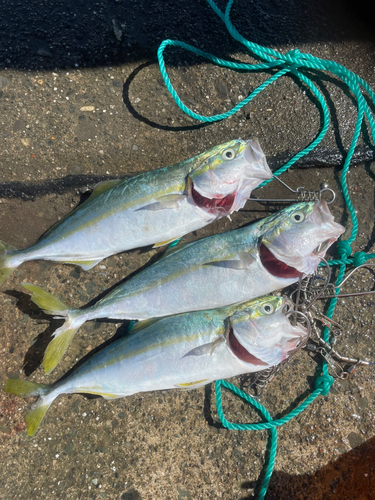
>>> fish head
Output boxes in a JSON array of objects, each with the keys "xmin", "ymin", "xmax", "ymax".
[
  {"xmin": 258, "ymin": 200, "xmax": 345, "ymax": 278},
  {"xmin": 189, "ymin": 138, "xmax": 272, "ymax": 216},
  {"xmin": 227, "ymin": 296, "xmax": 308, "ymax": 367}
]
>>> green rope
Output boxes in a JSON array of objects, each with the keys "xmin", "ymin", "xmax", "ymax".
[{"xmin": 157, "ymin": 0, "xmax": 375, "ymax": 497}]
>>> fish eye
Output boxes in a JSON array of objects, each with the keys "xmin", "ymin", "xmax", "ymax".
[
  {"xmin": 261, "ymin": 303, "xmax": 275, "ymax": 315},
  {"xmin": 222, "ymin": 148, "xmax": 236, "ymax": 161},
  {"xmin": 282, "ymin": 304, "xmax": 291, "ymax": 314},
  {"xmin": 290, "ymin": 211, "xmax": 305, "ymax": 224}
]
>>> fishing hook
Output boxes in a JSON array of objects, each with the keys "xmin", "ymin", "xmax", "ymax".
[
  {"xmin": 317, "ymin": 263, "xmax": 375, "ymax": 300},
  {"xmin": 249, "ymin": 177, "xmax": 336, "ymax": 204}
]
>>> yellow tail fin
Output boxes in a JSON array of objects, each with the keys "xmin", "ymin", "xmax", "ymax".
[
  {"xmin": 4, "ymin": 378, "xmax": 49, "ymax": 398},
  {"xmin": 26, "ymin": 403, "xmax": 51, "ymax": 436},
  {"xmin": 22, "ymin": 283, "xmax": 71, "ymax": 316},
  {"xmin": 43, "ymin": 326, "xmax": 78, "ymax": 374},
  {"xmin": 4, "ymin": 379, "xmax": 51, "ymax": 436}
]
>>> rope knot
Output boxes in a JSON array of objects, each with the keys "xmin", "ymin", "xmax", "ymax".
[
  {"xmin": 353, "ymin": 251, "xmax": 367, "ymax": 267},
  {"xmin": 337, "ymin": 240, "xmax": 352, "ymax": 258},
  {"xmin": 286, "ymin": 48, "xmax": 301, "ymax": 57},
  {"xmin": 283, "ymin": 48, "xmax": 302, "ymax": 64},
  {"xmin": 315, "ymin": 374, "xmax": 334, "ymax": 396}
]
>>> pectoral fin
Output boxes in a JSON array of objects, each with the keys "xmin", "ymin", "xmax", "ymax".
[
  {"xmin": 238, "ymin": 252, "xmax": 256, "ymax": 269},
  {"xmin": 203, "ymin": 260, "xmax": 244, "ymax": 270},
  {"xmin": 203, "ymin": 252, "xmax": 255, "ymax": 271},
  {"xmin": 181, "ymin": 337, "xmax": 225, "ymax": 358},
  {"xmin": 136, "ymin": 194, "xmax": 186, "ymax": 212}
]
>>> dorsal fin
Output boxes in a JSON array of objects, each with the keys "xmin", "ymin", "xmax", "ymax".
[
  {"xmin": 43, "ymin": 179, "xmax": 124, "ymax": 236},
  {"xmin": 159, "ymin": 241, "xmax": 190, "ymax": 259},
  {"xmin": 88, "ymin": 179, "xmax": 123, "ymax": 201},
  {"xmin": 130, "ymin": 317, "xmax": 164, "ymax": 333}
]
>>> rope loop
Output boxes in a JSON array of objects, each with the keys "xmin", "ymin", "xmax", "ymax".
[
  {"xmin": 353, "ymin": 251, "xmax": 368, "ymax": 267},
  {"xmin": 336, "ymin": 240, "xmax": 352, "ymax": 258},
  {"xmin": 315, "ymin": 374, "xmax": 335, "ymax": 396}
]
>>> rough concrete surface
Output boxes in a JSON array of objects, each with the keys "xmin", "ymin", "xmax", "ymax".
[{"xmin": 1, "ymin": 1, "xmax": 375, "ymax": 499}]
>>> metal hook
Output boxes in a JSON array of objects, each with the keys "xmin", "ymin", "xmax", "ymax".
[
  {"xmin": 244, "ymin": 365, "xmax": 279, "ymax": 399},
  {"xmin": 289, "ymin": 258, "xmax": 332, "ymax": 310},
  {"xmin": 308, "ymin": 304, "xmax": 344, "ymax": 336},
  {"xmin": 307, "ymin": 334, "xmax": 375, "ymax": 379},
  {"xmin": 304, "ymin": 257, "xmax": 332, "ymax": 309},
  {"xmin": 249, "ymin": 177, "xmax": 336, "ymax": 204},
  {"xmin": 315, "ymin": 263, "xmax": 375, "ymax": 300}
]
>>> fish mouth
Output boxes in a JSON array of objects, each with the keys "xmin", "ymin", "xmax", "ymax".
[
  {"xmin": 227, "ymin": 327, "xmax": 268, "ymax": 365},
  {"xmin": 191, "ymin": 182, "xmax": 235, "ymax": 214},
  {"xmin": 259, "ymin": 243, "xmax": 300, "ymax": 279},
  {"xmin": 313, "ymin": 239, "xmax": 332, "ymax": 255}
]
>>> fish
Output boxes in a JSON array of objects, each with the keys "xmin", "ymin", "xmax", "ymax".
[
  {"xmin": 22, "ymin": 200, "xmax": 344, "ymax": 373},
  {"xmin": 0, "ymin": 138, "xmax": 272, "ymax": 285},
  {"xmin": 3, "ymin": 295, "xmax": 308, "ymax": 436}
]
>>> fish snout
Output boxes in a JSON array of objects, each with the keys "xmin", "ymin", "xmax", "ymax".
[
  {"xmin": 311, "ymin": 201, "xmax": 345, "ymax": 239},
  {"xmin": 243, "ymin": 138, "xmax": 272, "ymax": 180},
  {"xmin": 282, "ymin": 321, "xmax": 309, "ymax": 357}
]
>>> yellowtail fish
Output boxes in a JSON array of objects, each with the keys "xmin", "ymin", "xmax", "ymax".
[
  {"xmin": 4, "ymin": 295, "xmax": 308, "ymax": 436},
  {"xmin": 22, "ymin": 200, "xmax": 344, "ymax": 374},
  {"xmin": 0, "ymin": 138, "xmax": 272, "ymax": 285}
]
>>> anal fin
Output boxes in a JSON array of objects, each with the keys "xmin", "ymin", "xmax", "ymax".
[
  {"xmin": 153, "ymin": 237, "xmax": 182, "ymax": 249},
  {"xmin": 64, "ymin": 258, "xmax": 103, "ymax": 271},
  {"xmin": 176, "ymin": 379, "xmax": 210, "ymax": 389}
]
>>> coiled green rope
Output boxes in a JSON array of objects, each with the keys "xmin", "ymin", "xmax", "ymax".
[{"xmin": 157, "ymin": 0, "xmax": 375, "ymax": 498}]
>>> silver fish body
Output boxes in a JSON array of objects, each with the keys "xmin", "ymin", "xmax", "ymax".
[
  {"xmin": 23, "ymin": 200, "xmax": 344, "ymax": 373},
  {"xmin": 0, "ymin": 138, "xmax": 271, "ymax": 284},
  {"xmin": 85, "ymin": 200, "xmax": 344, "ymax": 320},
  {"xmin": 4, "ymin": 295, "xmax": 308, "ymax": 435}
]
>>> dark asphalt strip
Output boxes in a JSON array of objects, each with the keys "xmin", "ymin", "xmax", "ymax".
[{"xmin": 0, "ymin": 145, "xmax": 373, "ymax": 200}]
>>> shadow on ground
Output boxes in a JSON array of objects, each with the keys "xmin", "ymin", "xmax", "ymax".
[
  {"xmin": 0, "ymin": 0, "xmax": 373, "ymax": 71},
  {"xmin": 262, "ymin": 436, "xmax": 375, "ymax": 500}
]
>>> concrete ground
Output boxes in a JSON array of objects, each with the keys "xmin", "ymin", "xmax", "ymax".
[{"xmin": 1, "ymin": 1, "xmax": 375, "ymax": 499}]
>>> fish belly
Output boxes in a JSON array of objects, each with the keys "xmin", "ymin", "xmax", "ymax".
[
  {"xmin": 90, "ymin": 258, "xmax": 296, "ymax": 320},
  {"xmin": 13, "ymin": 200, "xmax": 213, "ymax": 265},
  {"xmin": 56, "ymin": 336, "xmax": 248, "ymax": 399}
]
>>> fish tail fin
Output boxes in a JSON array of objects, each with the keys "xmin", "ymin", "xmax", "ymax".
[
  {"xmin": 21, "ymin": 283, "xmax": 72, "ymax": 317},
  {"xmin": 0, "ymin": 240, "xmax": 17, "ymax": 286},
  {"xmin": 4, "ymin": 378, "xmax": 49, "ymax": 398},
  {"xmin": 4, "ymin": 378, "xmax": 52, "ymax": 436},
  {"xmin": 43, "ymin": 321, "xmax": 82, "ymax": 374},
  {"xmin": 26, "ymin": 402, "xmax": 52, "ymax": 436},
  {"xmin": 21, "ymin": 283, "xmax": 84, "ymax": 373}
]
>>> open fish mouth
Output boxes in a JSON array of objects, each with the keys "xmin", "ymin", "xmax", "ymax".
[
  {"xmin": 313, "ymin": 239, "xmax": 332, "ymax": 255},
  {"xmin": 191, "ymin": 182, "xmax": 235, "ymax": 214},
  {"xmin": 227, "ymin": 327, "xmax": 268, "ymax": 365},
  {"xmin": 259, "ymin": 243, "xmax": 300, "ymax": 279}
]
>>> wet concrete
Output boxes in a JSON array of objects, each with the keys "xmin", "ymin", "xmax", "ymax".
[{"xmin": 1, "ymin": 1, "xmax": 375, "ymax": 499}]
